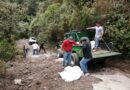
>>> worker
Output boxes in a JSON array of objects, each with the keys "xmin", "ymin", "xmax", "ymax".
[
  {"xmin": 32, "ymin": 42, "xmax": 39, "ymax": 55},
  {"xmin": 23, "ymin": 45, "xmax": 26, "ymax": 58},
  {"xmin": 87, "ymin": 22, "xmax": 104, "ymax": 51},
  {"xmin": 23, "ymin": 44, "xmax": 30, "ymax": 58},
  {"xmin": 39, "ymin": 43, "xmax": 46, "ymax": 53},
  {"xmin": 80, "ymin": 37, "xmax": 92, "ymax": 75},
  {"xmin": 62, "ymin": 36, "xmax": 78, "ymax": 66}
]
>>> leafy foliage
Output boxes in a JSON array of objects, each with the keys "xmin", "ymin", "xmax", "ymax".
[
  {"xmin": 27, "ymin": 0, "xmax": 39, "ymax": 16},
  {"xmin": 105, "ymin": 10, "xmax": 130, "ymax": 54},
  {"xmin": 0, "ymin": 1, "xmax": 29, "ymax": 40},
  {"xmin": 29, "ymin": 0, "xmax": 96, "ymax": 43},
  {"xmin": 0, "ymin": 0, "xmax": 130, "ymax": 55},
  {"xmin": 0, "ymin": 40, "xmax": 16, "ymax": 62}
]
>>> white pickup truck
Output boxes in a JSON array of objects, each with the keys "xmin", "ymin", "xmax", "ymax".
[{"xmin": 28, "ymin": 37, "xmax": 37, "ymax": 45}]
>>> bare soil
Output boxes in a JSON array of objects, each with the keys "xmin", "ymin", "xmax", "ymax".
[{"xmin": 0, "ymin": 39, "xmax": 130, "ymax": 90}]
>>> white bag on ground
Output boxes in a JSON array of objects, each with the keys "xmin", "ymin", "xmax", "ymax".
[{"xmin": 59, "ymin": 66, "xmax": 83, "ymax": 82}]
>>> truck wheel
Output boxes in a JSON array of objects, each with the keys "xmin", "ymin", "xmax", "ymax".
[
  {"xmin": 57, "ymin": 48, "xmax": 63, "ymax": 58},
  {"xmin": 71, "ymin": 53, "xmax": 79, "ymax": 66}
]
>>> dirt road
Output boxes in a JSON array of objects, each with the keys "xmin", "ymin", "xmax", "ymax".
[{"xmin": 0, "ymin": 39, "xmax": 130, "ymax": 90}]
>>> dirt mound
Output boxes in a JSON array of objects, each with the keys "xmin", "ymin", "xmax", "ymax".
[{"xmin": 0, "ymin": 51, "xmax": 94, "ymax": 90}]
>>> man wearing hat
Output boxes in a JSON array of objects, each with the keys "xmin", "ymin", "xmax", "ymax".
[
  {"xmin": 62, "ymin": 36, "xmax": 78, "ymax": 66},
  {"xmin": 80, "ymin": 37, "xmax": 92, "ymax": 75}
]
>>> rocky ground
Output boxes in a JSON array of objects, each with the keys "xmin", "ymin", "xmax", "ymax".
[{"xmin": 0, "ymin": 39, "xmax": 130, "ymax": 90}]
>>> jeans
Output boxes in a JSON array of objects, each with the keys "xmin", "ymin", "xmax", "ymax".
[
  {"xmin": 63, "ymin": 51, "xmax": 72, "ymax": 66},
  {"xmin": 80, "ymin": 57, "xmax": 90, "ymax": 73},
  {"xmin": 33, "ymin": 49, "xmax": 38, "ymax": 55},
  {"xmin": 95, "ymin": 36, "xmax": 100, "ymax": 49}
]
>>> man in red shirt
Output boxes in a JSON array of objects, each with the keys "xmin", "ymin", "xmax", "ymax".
[{"xmin": 62, "ymin": 36, "xmax": 77, "ymax": 66}]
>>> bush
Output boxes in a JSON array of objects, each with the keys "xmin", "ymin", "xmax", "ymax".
[
  {"xmin": 0, "ymin": 40, "xmax": 16, "ymax": 62},
  {"xmin": 104, "ymin": 12, "xmax": 130, "ymax": 54}
]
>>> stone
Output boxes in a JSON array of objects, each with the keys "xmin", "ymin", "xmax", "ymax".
[
  {"xmin": 36, "ymin": 81, "xmax": 41, "ymax": 85},
  {"xmin": 14, "ymin": 79, "xmax": 22, "ymax": 85}
]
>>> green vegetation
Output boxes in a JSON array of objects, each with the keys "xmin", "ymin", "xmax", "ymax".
[
  {"xmin": 0, "ymin": 40, "xmax": 15, "ymax": 62},
  {"xmin": 0, "ymin": 0, "xmax": 130, "ymax": 68},
  {"xmin": 30, "ymin": 0, "xmax": 130, "ymax": 54}
]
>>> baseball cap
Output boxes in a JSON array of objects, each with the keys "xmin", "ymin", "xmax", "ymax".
[{"xmin": 69, "ymin": 36, "xmax": 73, "ymax": 40}]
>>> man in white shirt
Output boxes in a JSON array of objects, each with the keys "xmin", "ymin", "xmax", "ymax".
[
  {"xmin": 87, "ymin": 22, "xmax": 104, "ymax": 51},
  {"xmin": 32, "ymin": 42, "xmax": 39, "ymax": 55}
]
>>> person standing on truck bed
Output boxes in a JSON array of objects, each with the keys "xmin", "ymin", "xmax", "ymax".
[
  {"xmin": 80, "ymin": 37, "xmax": 92, "ymax": 75},
  {"xmin": 87, "ymin": 22, "xmax": 104, "ymax": 51},
  {"xmin": 62, "ymin": 36, "xmax": 78, "ymax": 66}
]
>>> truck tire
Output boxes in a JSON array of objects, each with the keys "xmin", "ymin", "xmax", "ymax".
[
  {"xmin": 71, "ymin": 53, "xmax": 79, "ymax": 66},
  {"xmin": 57, "ymin": 48, "xmax": 63, "ymax": 58}
]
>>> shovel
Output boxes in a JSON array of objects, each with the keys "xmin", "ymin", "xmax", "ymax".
[{"xmin": 101, "ymin": 38, "xmax": 112, "ymax": 52}]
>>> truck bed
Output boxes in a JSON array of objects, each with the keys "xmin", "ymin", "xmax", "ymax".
[
  {"xmin": 92, "ymin": 50, "xmax": 121, "ymax": 59},
  {"xmin": 72, "ymin": 46, "xmax": 121, "ymax": 59}
]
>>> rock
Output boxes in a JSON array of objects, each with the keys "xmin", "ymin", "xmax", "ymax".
[
  {"xmin": 55, "ymin": 58, "xmax": 63, "ymax": 63},
  {"xmin": 10, "ymin": 64, "xmax": 14, "ymax": 67},
  {"xmin": 14, "ymin": 79, "xmax": 22, "ymax": 85},
  {"xmin": 28, "ymin": 84, "xmax": 32, "ymax": 88},
  {"xmin": 23, "ymin": 70, "xmax": 30, "ymax": 74},
  {"xmin": 0, "ymin": 82, "xmax": 2, "ymax": 87},
  {"xmin": 18, "ymin": 86, "xmax": 23, "ymax": 90},
  {"xmin": 54, "ymin": 78, "xmax": 57, "ymax": 81},
  {"xmin": 44, "ymin": 74, "xmax": 49, "ymax": 79},
  {"xmin": 28, "ymin": 76, "xmax": 34, "ymax": 80},
  {"xmin": 46, "ymin": 66, "xmax": 48, "ymax": 68},
  {"xmin": 36, "ymin": 81, "xmax": 41, "ymax": 85},
  {"xmin": 7, "ymin": 62, "xmax": 14, "ymax": 67},
  {"xmin": 43, "ymin": 86, "xmax": 48, "ymax": 90},
  {"xmin": 25, "ymin": 67, "xmax": 29, "ymax": 69}
]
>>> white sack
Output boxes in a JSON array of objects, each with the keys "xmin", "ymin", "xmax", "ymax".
[
  {"xmin": 90, "ymin": 40, "xmax": 95, "ymax": 50},
  {"xmin": 59, "ymin": 66, "xmax": 83, "ymax": 82}
]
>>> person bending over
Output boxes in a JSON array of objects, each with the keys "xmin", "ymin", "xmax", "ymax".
[{"xmin": 80, "ymin": 37, "xmax": 92, "ymax": 75}]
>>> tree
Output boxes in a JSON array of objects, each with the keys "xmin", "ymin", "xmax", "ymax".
[
  {"xmin": 0, "ymin": 1, "xmax": 29, "ymax": 40},
  {"xmin": 16, "ymin": 0, "xmax": 23, "ymax": 4},
  {"xmin": 27, "ymin": 0, "xmax": 39, "ymax": 16},
  {"xmin": 0, "ymin": 40, "xmax": 16, "ymax": 62}
]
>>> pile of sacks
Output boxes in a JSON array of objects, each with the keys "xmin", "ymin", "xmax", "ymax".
[{"xmin": 59, "ymin": 66, "xmax": 83, "ymax": 82}]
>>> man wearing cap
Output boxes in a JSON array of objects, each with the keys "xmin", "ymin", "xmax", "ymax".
[
  {"xmin": 62, "ymin": 36, "xmax": 78, "ymax": 66},
  {"xmin": 80, "ymin": 37, "xmax": 92, "ymax": 75}
]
